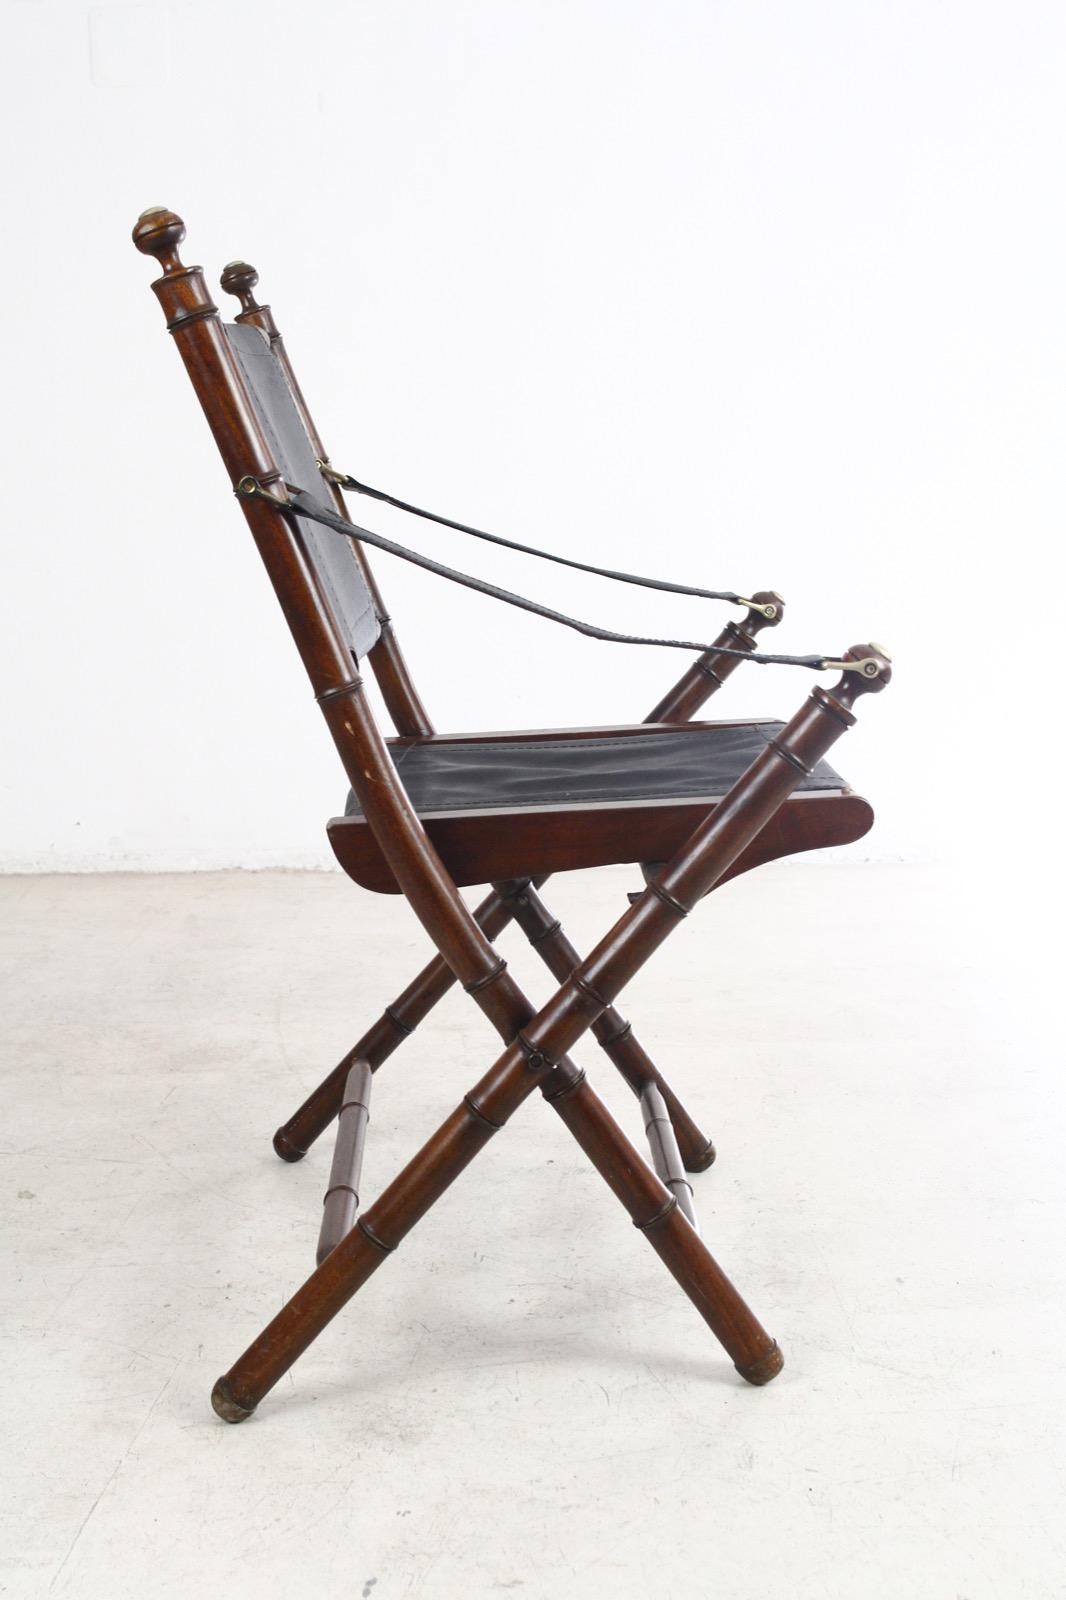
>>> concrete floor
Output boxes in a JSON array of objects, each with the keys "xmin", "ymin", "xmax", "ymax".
[{"xmin": 1, "ymin": 864, "xmax": 1061, "ymax": 1599}]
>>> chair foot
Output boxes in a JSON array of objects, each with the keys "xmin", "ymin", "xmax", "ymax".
[
  {"xmin": 211, "ymin": 1376, "xmax": 256, "ymax": 1423},
  {"xmin": 735, "ymin": 1340, "xmax": 784, "ymax": 1386},
  {"xmin": 273, "ymin": 1126, "xmax": 306, "ymax": 1162},
  {"xmin": 549, "ymin": 1074, "xmax": 781, "ymax": 1383},
  {"xmin": 685, "ymin": 1138, "xmax": 717, "ymax": 1173}
]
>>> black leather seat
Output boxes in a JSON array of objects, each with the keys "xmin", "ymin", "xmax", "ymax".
[
  {"xmin": 346, "ymin": 722, "xmax": 846, "ymax": 818},
  {"xmin": 331, "ymin": 721, "xmax": 870, "ymax": 893}
]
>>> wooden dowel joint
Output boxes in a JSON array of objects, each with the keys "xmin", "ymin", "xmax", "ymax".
[
  {"xmin": 464, "ymin": 958, "xmax": 508, "ymax": 995},
  {"xmin": 463, "ymin": 1092, "xmax": 503, "ymax": 1130},
  {"xmin": 316, "ymin": 676, "xmax": 364, "ymax": 705},
  {"xmin": 357, "ymin": 1216, "xmax": 395, "ymax": 1255},
  {"xmin": 540, "ymin": 1066, "xmax": 588, "ymax": 1104},
  {"xmin": 766, "ymin": 738, "xmax": 812, "ymax": 775},
  {"xmin": 634, "ymin": 1194, "xmax": 680, "ymax": 1234},
  {"xmin": 571, "ymin": 973, "xmax": 609, "ymax": 1012},
  {"xmin": 324, "ymin": 1183, "xmax": 360, "ymax": 1202},
  {"xmin": 497, "ymin": 878, "xmax": 534, "ymax": 904},
  {"xmin": 811, "ymin": 685, "xmax": 858, "ymax": 728},
  {"xmin": 644, "ymin": 878, "xmax": 689, "ymax": 919},
  {"xmin": 383, "ymin": 1005, "xmax": 414, "ymax": 1037},
  {"xmin": 516, "ymin": 1033, "xmax": 554, "ymax": 1072}
]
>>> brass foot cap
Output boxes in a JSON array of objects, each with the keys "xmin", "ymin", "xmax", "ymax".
[
  {"xmin": 273, "ymin": 1127, "xmax": 306, "ymax": 1163},
  {"xmin": 685, "ymin": 1139, "xmax": 717, "ymax": 1173},
  {"xmin": 735, "ymin": 1341, "xmax": 784, "ymax": 1386},
  {"xmin": 211, "ymin": 1377, "xmax": 255, "ymax": 1423}
]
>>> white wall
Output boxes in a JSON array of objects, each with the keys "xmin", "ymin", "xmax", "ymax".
[{"xmin": 1, "ymin": 0, "xmax": 1062, "ymax": 872}]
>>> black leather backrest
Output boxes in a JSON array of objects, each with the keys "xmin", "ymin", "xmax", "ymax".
[{"xmin": 225, "ymin": 322, "xmax": 381, "ymax": 660}]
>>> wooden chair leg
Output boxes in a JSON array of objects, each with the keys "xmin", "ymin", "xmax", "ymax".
[
  {"xmin": 275, "ymin": 873, "xmax": 716, "ymax": 1172},
  {"xmin": 272, "ymin": 879, "xmax": 524, "ymax": 1160},
  {"xmin": 545, "ymin": 1071, "xmax": 778, "ymax": 1381},
  {"xmin": 498, "ymin": 879, "xmax": 716, "ymax": 1172},
  {"xmin": 214, "ymin": 1042, "xmax": 765, "ymax": 1423},
  {"xmin": 214, "ymin": 1029, "xmax": 559, "ymax": 1421}
]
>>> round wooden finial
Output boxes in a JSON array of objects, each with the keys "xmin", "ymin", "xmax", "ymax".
[
  {"xmin": 132, "ymin": 207, "xmax": 187, "ymax": 273},
  {"xmin": 220, "ymin": 260, "xmax": 261, "ymax": 314}
]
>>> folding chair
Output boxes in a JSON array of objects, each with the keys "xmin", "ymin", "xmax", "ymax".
[{"xmin": 133, "ymin": 208, "xmax": 890, "ymax": 1422}]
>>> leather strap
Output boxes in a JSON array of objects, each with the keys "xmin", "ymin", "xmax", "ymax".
[
  {"xmin": 328, "ymin": 468, "xmax": 757, "ymax": 609},
  {"xmin": 263, "ymin": 486, "xmax": 855, "ymax": 672}
]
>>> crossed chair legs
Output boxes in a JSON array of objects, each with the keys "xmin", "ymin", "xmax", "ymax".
[
  {"xmin": 271, "ymin": 608, "xmax": 788, "ymax": 1175},
  {"xmin": 215, "ymin": 893, "xmax": 776, "ymax": 1425},
  {"xmin": 212, "ymin": 653, "xmax": 887, "ymax": 1421},
  {"xmin": 274, "ymin": 872, "xmax": 718, "ymax": 1175}
]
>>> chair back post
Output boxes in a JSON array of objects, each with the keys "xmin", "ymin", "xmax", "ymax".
[
  {"xmin": 219, "ymin": 259, "xmax": 435, "ymax": 739},
  {"xmin": 132, "ymin": 209, "xmax": 359, "ymax": 696},
  {"xmin": 132, "ymin": 209, "xmax": 528, "ymax": 1010}
]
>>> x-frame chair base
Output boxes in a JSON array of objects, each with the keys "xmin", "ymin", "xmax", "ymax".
[
  {"xmin": 274, "ymin": 871, "xmax": 718, "ymax": 1175},
  {"xmin": 274, "ymin": 614, "xmax": 805, "ymax": 1175},
  {"xmin": 211, "ymin": 659, "xmax": 886, "ymax": 1423},
  {"xmin": 213, "ymin": 1054, "xmax": 783, "ymax": 1423}
]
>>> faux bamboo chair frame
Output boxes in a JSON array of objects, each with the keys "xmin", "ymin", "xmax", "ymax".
[
  {"xmin": 133, "ymin": 207, "xmax": 890, "ymax": 1422},
  {"xmin": 218, "ymin": 261, "xmax": 870, "ymax": 1176}
]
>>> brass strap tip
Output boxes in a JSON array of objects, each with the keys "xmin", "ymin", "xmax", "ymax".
[
  {"xmin": 738, "ymin": 596, "xmax": 779, "ymax": 621},
  {"xmin": 821, "ymin": 655, "xmax": 884, "ymax": 679},
  {"xmin": 236, "ymin": 475, "xmax": 290, "ymax": 509},
  {"xmin": 316, "ymin": 459, "xmax": 348, "ymax": 485}
]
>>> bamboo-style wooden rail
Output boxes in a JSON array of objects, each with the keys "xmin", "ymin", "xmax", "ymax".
[{"xmin": 316, "ymin": 1060, "xmax": 372, "ymax": 1265}]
